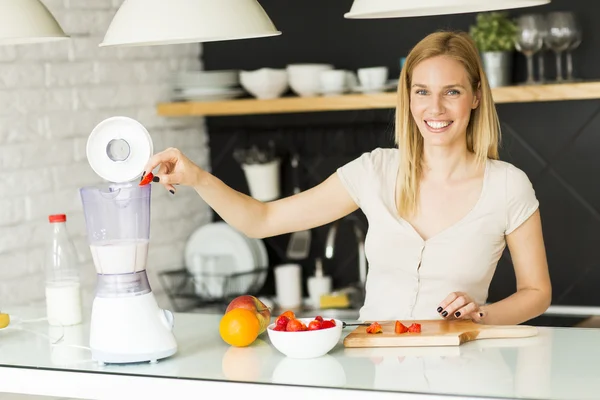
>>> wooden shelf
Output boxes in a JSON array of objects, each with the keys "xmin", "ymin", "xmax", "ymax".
[{"xmin": 157, "ymin": 81, "xmax": 600, "ymax": 117}]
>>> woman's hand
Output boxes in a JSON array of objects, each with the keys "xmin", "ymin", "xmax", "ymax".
[
  {"xmin": 142, "ymin": 147, "xmax": 203, "ymax": 194},
  {"xmin": 437, "ymin": 292, "xmax": 487, "ymax": 323}
]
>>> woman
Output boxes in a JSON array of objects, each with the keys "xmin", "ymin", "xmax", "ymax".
[{"xmin": 144, "ymin": 31, "xmax": 551, "ymax": 325}]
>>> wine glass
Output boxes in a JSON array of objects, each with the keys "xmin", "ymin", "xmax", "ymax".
[
  {"xmin": 545, "ymin": 12, "xmax": 578, "ymax": 83},
  {"xmin": 537, "ymin": 17, "xmax": 549, "ymax": 83},
  {"xmin": 514, "ymin": 14, "xmax": 545, "ymax": 85},
  {"xmin": 564, "ymin": 13, "xmax": 582, "ymax": 82}
]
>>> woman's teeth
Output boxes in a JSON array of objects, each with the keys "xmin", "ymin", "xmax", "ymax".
[{"xmin": 426, "ymin": 121, "xmax": 452, "ymax": 129}]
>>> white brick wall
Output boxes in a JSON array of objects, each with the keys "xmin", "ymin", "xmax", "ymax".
[{"xmin": 0, "ymin": 0, "xmax": 211, "ymax": 310}]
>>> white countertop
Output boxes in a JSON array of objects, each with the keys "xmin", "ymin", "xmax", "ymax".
[{"xmin": 1, "ymin": 306, "xmax": 599, "ymax": 400}]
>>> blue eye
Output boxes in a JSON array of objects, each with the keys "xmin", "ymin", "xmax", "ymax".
[
  {"xmin": 447, "ymin": 89, "xmax": 460, "ymax": 95},
  {"xmin": 415, "ymin": 89, "xmax": 428, "ymax": 95}
]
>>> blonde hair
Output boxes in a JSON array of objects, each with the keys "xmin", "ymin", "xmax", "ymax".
[{"xmin": 395, "ymin": 30, "xmax": 501, "ymax": 218}]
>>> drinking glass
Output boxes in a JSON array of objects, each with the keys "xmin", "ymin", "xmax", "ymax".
[
  {"xmin": 537, "ymin": 18, "xmax": 549, "ymax": 83},
  {"xmin": 515, "ymin": 14, "xmax": 545, "ymax": 85},
  {"xmin": 545, "ymin": 12, "xmax": 577, "ymax": 83},
  {"xmin": 564, "ymin": 13, "xmax": 582, "ymax": 82}
]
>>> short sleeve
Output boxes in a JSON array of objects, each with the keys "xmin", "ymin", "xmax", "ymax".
[
  {"xmin": 505, "ymin": 165, "xmax": 539, "ymax": 235},
  {"xmin": 336, "ymin": 151, "xmax": 374, "ymax": 208}
]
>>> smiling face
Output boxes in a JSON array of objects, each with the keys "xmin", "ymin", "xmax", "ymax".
[{"xmin": 409, "ymin": 55, "xmax": 480, "ymax": 149}]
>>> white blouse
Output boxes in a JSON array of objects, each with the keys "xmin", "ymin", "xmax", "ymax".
[{"xmin": 336, "ymin": 148, "xmax": 539, "ymax": 321}]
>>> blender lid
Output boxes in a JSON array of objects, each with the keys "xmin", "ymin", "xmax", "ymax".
[{"xmin": 86, "ymin": 116, "xmax": 154, "ymax": 183}]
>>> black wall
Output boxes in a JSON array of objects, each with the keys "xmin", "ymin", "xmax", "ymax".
[{"xmin": 199, "ymin": 0, "xmax": 600, "ymax": 321}]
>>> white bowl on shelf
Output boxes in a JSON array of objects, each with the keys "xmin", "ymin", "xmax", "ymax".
[
  {"xmin": 286, "ymin": 64, "xmax": 333, "ymax": 97},
  {"xmin": 240, "ymin": 68, "xmax": 289, "ymax": 100},
  {"xmin": 266, "ymin": 317, "xmax": 343, "ymax": 359}
]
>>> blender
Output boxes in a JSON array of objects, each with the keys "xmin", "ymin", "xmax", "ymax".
[{"xmin": 80, "ymin": 116, "xmax": 177, "ymax": 365}]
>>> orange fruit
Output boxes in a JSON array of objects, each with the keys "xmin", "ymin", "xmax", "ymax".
[{"xmin": 219, "ymin": 308, "xmax": 260, "ymax": 347}]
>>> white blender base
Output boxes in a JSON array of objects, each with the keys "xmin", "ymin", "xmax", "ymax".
[{"xmin": 90, "ymin": 292, "xmax": 177, "ymax": 364}]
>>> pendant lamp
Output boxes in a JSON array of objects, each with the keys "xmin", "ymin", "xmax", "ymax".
[
  {"xmin": 100, "ymin": 0, "xmax": 281, "ymax": 47},
  {"xmin": 345, "ymin": 0, "xmax": 551, "ymax": 19},
  {"xmin": 0, "ymin": 0, "xmax": 68, "ymax": 45}
]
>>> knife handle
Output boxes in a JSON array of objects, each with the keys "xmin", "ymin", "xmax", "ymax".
[{"xmin": 342, "ymin": 322, "xmax": 370, "ymax": 328}]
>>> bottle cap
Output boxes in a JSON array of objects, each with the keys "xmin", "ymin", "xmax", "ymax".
[
  {"xmin": 86, "ymin": 116, "xmax": 154, "ymax": 183},
  {"xmin": 49, "ymin": 214, "xmax": 66, "ymax": 223}
]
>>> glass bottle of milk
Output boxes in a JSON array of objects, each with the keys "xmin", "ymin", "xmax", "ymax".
[{"xmin": 44, "ymin": 214, "xmax": 83, "ymax": 326}]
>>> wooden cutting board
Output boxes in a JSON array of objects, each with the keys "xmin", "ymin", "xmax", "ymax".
[{"xmin": 343, "ymin": 320, "xmax": 538, "ymax": 348}]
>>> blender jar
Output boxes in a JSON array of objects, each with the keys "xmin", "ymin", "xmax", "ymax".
[{"xmin": 80, "ymin": 183, "xmax": 151, "ymax": 275}]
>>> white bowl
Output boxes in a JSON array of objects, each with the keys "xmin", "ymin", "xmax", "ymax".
[
  {"xmin": 267, "ymin": 317, "xmax": 343, "ymax": 359},
  {"xmin": 286, "ymin": 64, "xmax": 333, "ymax": 97},
  {"xmin": 240, "ymin": 68, "xmax": 288, "ymax": 100}
]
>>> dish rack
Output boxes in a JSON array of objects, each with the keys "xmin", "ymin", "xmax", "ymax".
[{"xmin": 158, "ymin": 267, "xmax": 268, "ymax": 312}]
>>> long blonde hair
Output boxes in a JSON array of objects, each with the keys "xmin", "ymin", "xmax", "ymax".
[{"xmin": 395, "ymin": 30, "xmax": 501, "ymax": 218}]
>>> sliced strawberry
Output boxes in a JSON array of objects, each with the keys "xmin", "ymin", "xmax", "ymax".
[
  {"xmin": 395, "ymin": 320, "xmax": 408, "ymax": 334},
  {"xmin": 286, "ymin": 319, "xmax": 307, "ymax": 332},
  {"xmin": 408, "ymin": 323, "xmax": 421, "ymax": 333},
  {"xmin": 275, "ymin": 315, "xmax": 290, "ymax": 328},
  {"xmin": 139, "ymin": 172, "xmax": 154, "ymax": 186},
  {"xmin": 320, "ymin": 320, "xmax": 336, "ymax": 329},
  {"xmin": 308, "ymin": 320, "xmax": 322, "ymax": 330},
  {"xmin": 273, "ymin": 324, "xmax": 286, "ymax": 331},
  {"xmin": 366, "ymin": 322, "xmax": 383, "ymax": 334},
  {"xmin": 280, "ymin": 310, "xmax": 295, "ymax": 320},
  {"xmin": 315, "ymin": 316, "xmax": 324, "ymax": 322}
]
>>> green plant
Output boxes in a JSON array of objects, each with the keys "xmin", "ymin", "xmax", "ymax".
[{"xmin": 469, "ymin": 12, "xmax": 517, "ymax": 52}]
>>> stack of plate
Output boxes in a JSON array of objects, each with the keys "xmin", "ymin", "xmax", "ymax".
[
  {"xmin": 184, "ymin": 222, "xmax": 268, "ymax": 299},
  {"xmin": 171, "ymin": 70, "xmax": 245, "ymax": 102}
]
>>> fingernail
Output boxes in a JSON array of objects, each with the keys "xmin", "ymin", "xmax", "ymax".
[
  {"xmin": 437, "ymin": 307, "xmax": 443, "ymax": 313},
  {"xmin": 454, "ymin": 311, "xmax": 461, "ymax": 318},
  {"xmin": 441, "ymin": 311, "xmax": 448, "ymax": 317},
  {"xmin": 152, "ymin": 176, "xmax": 160, "ymax": 183},
  {"xmin": 169, "ymin": 190, "xmax": 175, "ymax": 195}
]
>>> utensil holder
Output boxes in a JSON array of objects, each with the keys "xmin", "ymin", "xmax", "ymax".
[{"xmin": 241, "ymin": 159, "xmax": 281, "ymax": 201}]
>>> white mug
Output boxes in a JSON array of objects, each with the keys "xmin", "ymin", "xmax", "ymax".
[
  {"xmin": 319, "ymin": 70, "xmax": 346, "ymax": 95},
  {"xmin": 357, "ymin": 66, "xmax": 388, "ymax": 91}
]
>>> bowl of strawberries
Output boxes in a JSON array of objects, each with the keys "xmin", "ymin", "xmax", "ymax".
[{"xmin": 267, "ymin": 311, "xmax": 343, "ymax": 359}]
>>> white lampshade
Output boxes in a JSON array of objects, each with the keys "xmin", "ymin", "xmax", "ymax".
[
  {"xmin": 0, "ymin": 0, "xmax": 68, "ymax": 45},
  {"xmin": 345, "ymin": 0, "xmax": 551, "ymax": 19},
  {"xmin": 100, "ymin": 0, "xmax": 281, "ymax": 47}
]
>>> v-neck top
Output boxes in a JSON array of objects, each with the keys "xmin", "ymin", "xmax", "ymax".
[{"xmin": 336, "ymin": 148, "xmax": 539, "ymax": 321}]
